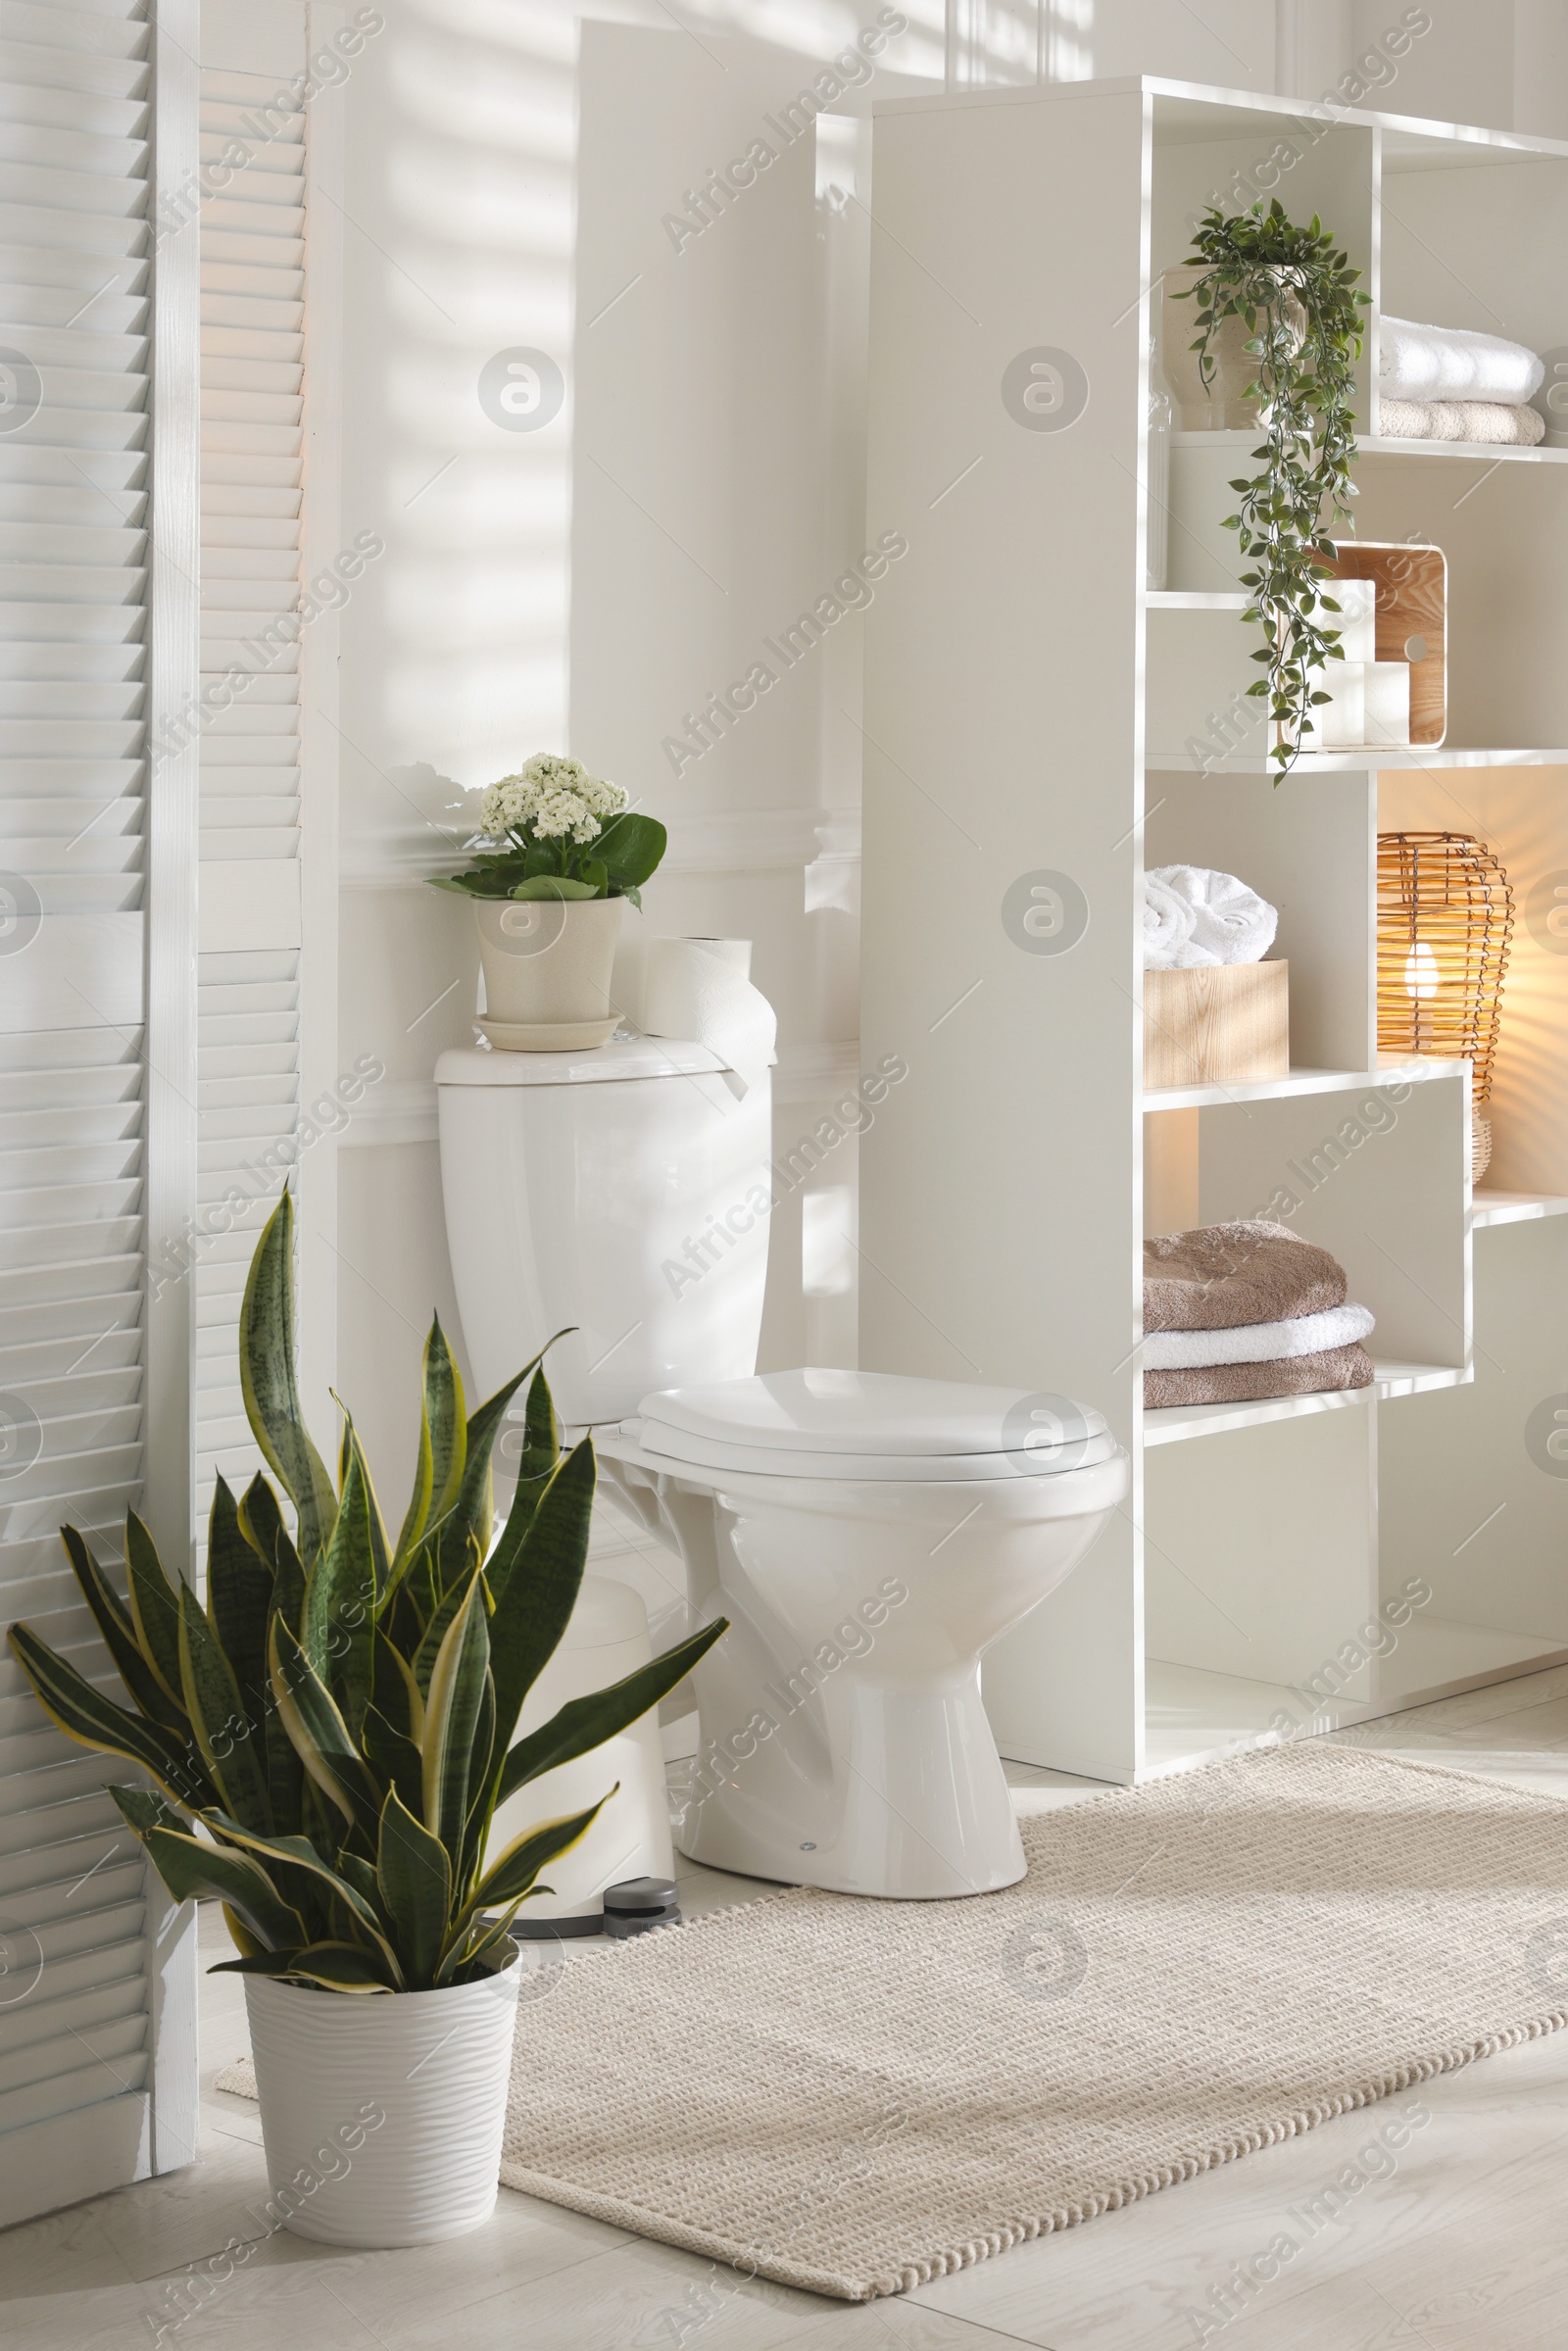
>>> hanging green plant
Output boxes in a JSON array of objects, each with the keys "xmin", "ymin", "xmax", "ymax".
[{"xmin": 1176, "ymin": 198, "xmax": 1370, "ymax": 778}]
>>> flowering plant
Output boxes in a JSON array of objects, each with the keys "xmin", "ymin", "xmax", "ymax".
[{"xmin": 429, "ymin": 754, "xmax": 667, "ymax": 904}]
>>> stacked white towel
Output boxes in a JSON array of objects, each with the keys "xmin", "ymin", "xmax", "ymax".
[
  {"xmin": 1379, "ymin": 316, "xmax": 1544, "ymax": 406},
  {"xmin": 1377, "ymin": 316, "xmax": 1544, "ymax": 444},
  {"xmin": 1142, "ymin": 1301, "xmax": 1375, "ymax": 1371},
  {"xmin": 1143, "ymin": 866, "xmax": 1278, "ymax": 972}
]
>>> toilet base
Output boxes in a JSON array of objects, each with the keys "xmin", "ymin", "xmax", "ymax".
[{"xmin": 673, "ymin": 1656, "xmax": 1028, "ymax": 1900}]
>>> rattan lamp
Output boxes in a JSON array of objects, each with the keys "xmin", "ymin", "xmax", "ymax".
[{"xmin": 1376, "ymin": 831, "xmax": 1514, "ymax": 1180}]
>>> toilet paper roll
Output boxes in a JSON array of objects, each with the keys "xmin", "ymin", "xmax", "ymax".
[{"xmin": 632, "ymin": 936, "xmax": 776, "ymax": 1094}]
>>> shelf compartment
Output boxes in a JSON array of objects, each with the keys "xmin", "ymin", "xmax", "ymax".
[
  {"xmin": 1143, "ymin": 1361, "xmax": 1465, "ymax": 1447},
  {"xmin": 1472, "ymin": 1191, "xmax": 1568, "ymax": 1227},
  {"xmin": 1143, "ymin": 1620, "xmax": 1568, "ymax": 1778}
]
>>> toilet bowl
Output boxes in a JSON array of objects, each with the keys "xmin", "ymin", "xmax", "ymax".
[
  {"xmin": 436, "ymin": 1037, "xmax": 1127, "ymax": 1900},
  {"xmin": 598, "ymin": 1369, "xmax": 1127, "ymax": 1899}
]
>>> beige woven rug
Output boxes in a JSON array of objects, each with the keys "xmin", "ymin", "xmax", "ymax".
[{"xmin": 216, "ymin": 1741, "xmax": 1568, "ymax": 2300}]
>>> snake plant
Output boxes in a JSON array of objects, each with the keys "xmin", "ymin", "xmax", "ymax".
[{"xmin": 8, "ymin": 1192, "xmax": 724, "ymax": 1992}]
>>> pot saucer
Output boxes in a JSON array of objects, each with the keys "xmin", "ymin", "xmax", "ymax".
[{"xmin": 476, "ymin": 1014, "xmax": 621, "ymax": 1053}]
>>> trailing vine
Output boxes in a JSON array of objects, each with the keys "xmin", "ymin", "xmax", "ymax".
[{"xmin": 1177, "ymin": 199, "xmax": 1370, "ymax": 777}]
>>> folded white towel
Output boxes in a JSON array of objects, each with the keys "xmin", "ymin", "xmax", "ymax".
[
  {"xmin": 1379, "ymin": 316, "xmax": 1544, "ymax": 407},
  {"xmin": 1378, "ymin": 394, "xmax": 1545, "ymax": 447},
  {"xmin": 1143, "ymin": 874, "xmax": 1214, "ymax": 970},
  {"xmin": 1147, "ymin": 865, "xmax": 1278, "ymax": 967},
  {"xmin": 1142, "ymin": 1301, "xmax": 1375, "ymax": 1370}
]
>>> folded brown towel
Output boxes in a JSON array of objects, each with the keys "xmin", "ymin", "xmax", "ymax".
[
  {"xmin": 1145, "ymin": 1342, "xmax": 1374, "ymax": 1408},
  {"xmin": 1144, "ymin": 1220, "xmax": 1348, "ymax": 1333}
]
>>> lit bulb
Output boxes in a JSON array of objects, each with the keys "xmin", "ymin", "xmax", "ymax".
[{"xmin": 1403, "ymin": 942, "xmax": 1440, "ymax": 1001}]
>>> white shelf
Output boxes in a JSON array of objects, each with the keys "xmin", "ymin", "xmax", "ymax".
[
  {"xmin": 1471, "ymin": 1191, "xmax": 1568, "ymax": 1229},
  {"xmin": 1142, "ymin": 1360, "xmax": 1465, "ymax": 1448},
  {"xmin": 1150, "ymin": 743, "xmax": 1568, "ymax": 774},
  {"xmin": 1143, "ymin": 1062, "xmax": 1452, "ymax": 1113},
  {"xmin": 1147, "ymin": 590, "xmax": 1249, "ymax": 611},
  {"xmin": 1169, "ymin": 430, "xmax": 1568, "ymax": 465},
  {"xmin": 1144, "ymin": 1618, "xmax": 1568, "ymax": 1778}
]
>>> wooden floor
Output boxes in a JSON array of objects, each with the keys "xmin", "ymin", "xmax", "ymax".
[{"xmin": 6, "ymin": 1663, "xmax": 1568, "ymax": 2349}]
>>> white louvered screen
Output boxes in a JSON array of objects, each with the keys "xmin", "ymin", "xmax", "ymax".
[
  {"xmin": 0, "ymin": 0, "xmax": 199, "ymax": 2222},
  {"xmin": 194, "ymin": 62, "xmax": 305, "ymax": 1536}
]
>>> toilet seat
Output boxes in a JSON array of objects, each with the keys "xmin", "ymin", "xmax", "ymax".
[{"xmin": 629, "ymin": 1367, "xmax": 1114, "ymax": 1483}]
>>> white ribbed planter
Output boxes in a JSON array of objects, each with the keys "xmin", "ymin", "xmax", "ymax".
[{"xmin": 244, "ymin": 1964, "xmax": 520, "ymax": 2246}]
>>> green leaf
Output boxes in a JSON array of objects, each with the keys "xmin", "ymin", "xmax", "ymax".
[
  {"xmin": 508, "ymin": 874, "xmax": 600, "ymax": 901},
  {"xmin": 239, "ymin": 1192, "xmax": 338, "ymax": 1566},
  {"xmin": 201, "ymin": 1810, "xmax": 404, "ymax": 1982},
  {"xmin": 485, "ymin": 1365, "xmax": 564, "ymax": 1608},
  {"xmin": 7, "ymin": 1621, "xmax": 211, "ymax": 1811},
  {"xmin": 376, "ymin": 1788, "xmax": 451, "ymax": 1989},
  {"xmin": 437, "ymin": 1363, "xmax": 537, "ymax": 1582},
  {"xmin": 268, "ymin": 1616, "xmax": 381, "ymax": 1839},
  {"xmin": 364, "ymin": 1700, "xmax": 424, "ymax": 1821},
  {"xmin": 371, "ymin": 1628, "xmax": 424, "ymax": 1744},
  {"xmin": 302, "ymin": 1417, "xmax": 377, "ymax": 1738},
  {"xmin": 122, "ymin": 1513, "xmax": 186, "ymax": 1711},
  {"xmin": 594, "ymin": 811, "xmax": 666, "ymax": 887},
  {"xmin": 497, "ymin": 1617, "xmax": 729, "ymax": 1806},
  {"xmin": 421, "ymin": 1316, "xmax": 466, "ymax": 1534},
  {"xmin": 207, "ymin": 1478, "xmax": 273, "ymax": 1766},
  {"xmin": 487, "ymin": 1436, "xmax": 595, "ymax": 1762},
  {"xmin": 120, "ymin": 1805, "xmax": 306, "ymax": 1949},
  {"xmin": 281, "ymin": 1940, "xmax": 399, "ymax": 1993},
  {"xmin": 62, "ymin": 1522, "xmax": 186, "ymax": 1735},
  {"xmin": 421, "ymin": 1576, "xmax": 490, "ymax": 1852},
  {"xmin": 461, "ymin": 1797, "xmax": 609, "ymax": 1928},
  {"xmin": 177, "ymin": 1584, "xmax": 271, "ymax": 1833}
]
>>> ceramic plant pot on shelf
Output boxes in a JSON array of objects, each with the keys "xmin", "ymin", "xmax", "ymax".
[
  {"xmin": 1161, "ymin": 267, "xmax": 1304, "ymax": 430},
  {"xmin": 475, "ymin": 894, "xmax": 624, "ymax": 1050},
  {"xmin": 244, "ymin": 1965, "xmax": 521, "ymax": 2246}
]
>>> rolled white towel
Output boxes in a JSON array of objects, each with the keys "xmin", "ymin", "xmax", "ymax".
[
  {"xmin": 1378, "ymin": 394, "xmax": 1544, "ymax": 447},
  {"xmin": 1148, "ymin": 864, "xmax": 1278, "ymax": 966},
  {"xmin": 1143, "ymin": 874, "xmax": 1214, "ymax": 970},
  {"xmin": 1143, "ymin": 1300, "xmax": 1375, "ymax": 1370},
  {"xmin": 1379, "ymin": 315, "xmax": 1544, "ymax": 407}
]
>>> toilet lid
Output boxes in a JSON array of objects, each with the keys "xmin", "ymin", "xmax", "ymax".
[{"xmin": 634, "ymin": 1369, "xmax": 1113, "ymax": 1480}]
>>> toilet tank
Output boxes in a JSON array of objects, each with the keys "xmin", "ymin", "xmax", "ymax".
[{"xmin": 436, "ymin": 1037, "xmax": 771, "ymax": 1424}]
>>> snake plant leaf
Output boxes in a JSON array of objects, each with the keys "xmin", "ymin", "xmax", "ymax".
[
  {"xmin": 202, "ymin": 1810, "xmax": 404, "ymax": 1983},
  {"xmin": 459, "ymin": 1671, "xmax": 496, "ymax": 1892},
  {"xmin": 461, "ymin": 1796, "xmax": 608, "ymax": 1927},
  {"xmin": 364, "ymin": 1701, "xmax": 424, "ymax": 1822},
  {"xmin": 239, "ymin": 1191, "xmax": 338, "ymax": 1566},
  {"xmin": 485, "ymin": 1366, "xmax": 564, "ymax": 1607},
  {"xmin": 121, "ymin": 1513, "xmax": 185, "ymax": 1711},
  {"xmin": 111, "ymin": 1785, "xmax": 185, "ymax": 1841},
  {"xmin": 7, "ymin": 1622, "xmax": 212, "ymax": 1812},
  {"xmin": 391, "ymin": 1363, "xmax": 434, "ymax": 1576},
  {"xmin": 268, "ymin": 1616, "xmax": 381, "ymax": 1840},
  {"xmin": 301, "ymin": 1422, "xmax": 377, "ymax": 1739},
  {"xmin": 337, "ymin": 1410, "xmax": 391, "ymax": 1596},
  {"xmin": 61, "ymin": 1523, "xmax": 186, "ymax": 1735},
  {"xmin": 206, "ymin": 1949, "xmax": 300, "ymax": 1977},
  {"xmin": 486, "ymin": 1436, "xmax": 595, "ymax": 1756},
  {"xmin": 423, "ymin": 1315, "xmax": 466, "ymax": 1534},
  {"xmin": 437, "ymin": 1360, "xmax": 542, "ymax": 1578},
  {"xmin": 128, "ymin": 1815, "xmax": 306, "ymax": 1950},
  {"xmin": 496, "ymin": 1618, "xmax": 729, "ymax": 1808},
  {"xmin": 412, "ymin": 1549, "xmax": 483, "ymax": 1700},
  {"xmin": 177, "ymin": 1585, "xmax": 271, "ymax": 1833},
  {"xmin": 280, "ymin": 1940, "xmax": 399, "ymax": 1993},
  {"xmin": 207, "ymin": 1477, "xmax": 273, "ymax": 1764},
  {"xmin": 421, "ymin": 1575, "xmax": 490, "ymax": 1852},
  {"xmin": 377, "ymin": 1787, "xmax": 451, "ymax": 1989},
  {"xmin": 370, "ymin": 1628, "xmax": 423, "ymax": 1745}
]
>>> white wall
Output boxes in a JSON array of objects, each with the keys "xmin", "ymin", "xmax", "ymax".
[{"xmin": 196, "ymin": 0, "xmax": 1568, "ymax": 1536}]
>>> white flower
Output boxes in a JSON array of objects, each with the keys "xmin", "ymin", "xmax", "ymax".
[
  {"xmin": 478, "ymin": 753, "xmax": 624, "ymax": 841},
  {"xmin": 532, "ymin": 788, "xmax": 601, "ymax": 844}
]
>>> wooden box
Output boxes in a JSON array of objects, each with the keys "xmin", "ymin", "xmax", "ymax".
[
  {"xmin": 1325, "ymin": 542, "xmax": 1447, "ymax": 747},
  {"xmin": 1144, "ymin": 960, "xmax": 1290, "ymax": 1090}
]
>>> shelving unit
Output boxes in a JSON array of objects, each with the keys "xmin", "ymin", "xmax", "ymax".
[{"xmin": 860, "ymin": 75, "xmax": 1568, "ymax": 1784}]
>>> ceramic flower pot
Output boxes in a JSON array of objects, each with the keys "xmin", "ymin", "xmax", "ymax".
[
  {"xmin": 243, "ymin": 1965, "xmax": 520, "ymax": 2246},
  {"xmin": 474, "ymin": 894, "xmax": 624, "ymax": 1048},
  {"xmin": 1161, "ymin": 267, "xmax": 1305, "ymax": 431}
]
